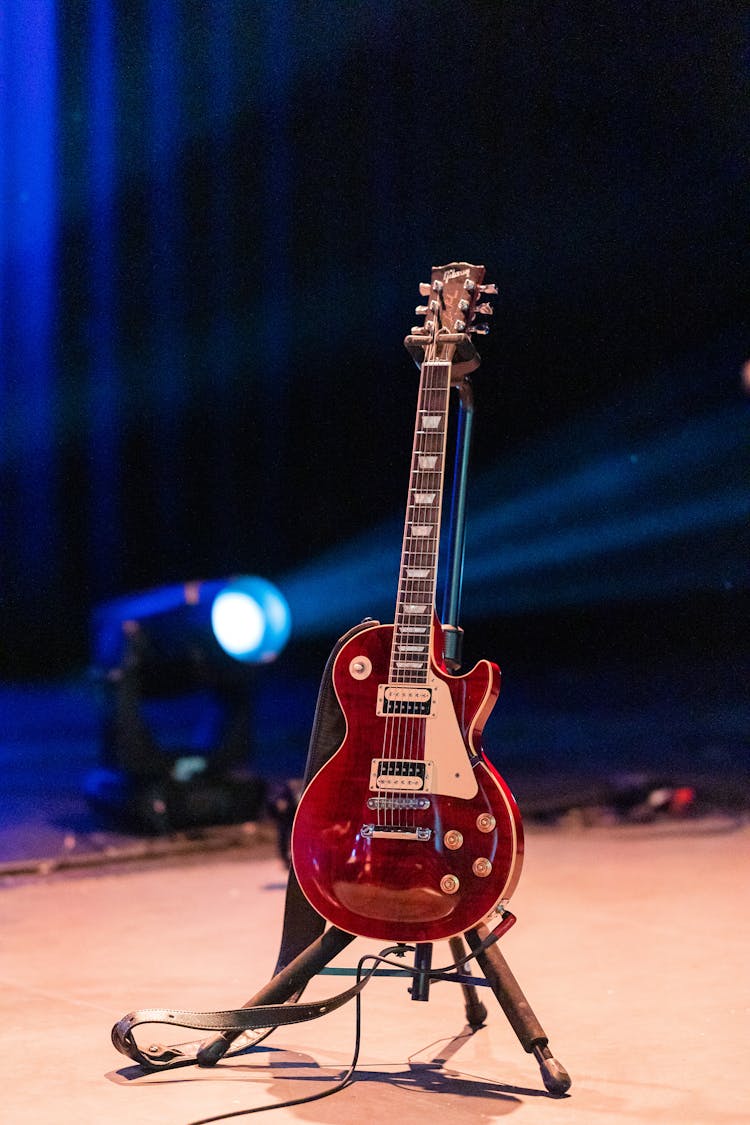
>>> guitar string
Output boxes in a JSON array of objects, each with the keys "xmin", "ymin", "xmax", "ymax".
[
  {"xmin": 381, "ymin": 354, "xmax": 430, "ymax": 829},
  {"xmin": 412, "ymin": 359, "xmax": 447, "ymax": 830},
  {"xmin": 380, "ymin": 348, "xmax": 429, "ymax": 830},
  {"xmin": 380, "ymin": 355, "xmax": 450, "ymax": 832},
  {"xmin": 407, "ymin": 363, "xmax": 438, "ymax": 824},
  {"xmin": 397, "ymin": 359, "xmax": 434, "ymax": 829}
]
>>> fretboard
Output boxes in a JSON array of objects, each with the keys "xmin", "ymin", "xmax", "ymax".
[{"xmin": 389, "ymin": 358, "xmax": 452, "ymax": 684}]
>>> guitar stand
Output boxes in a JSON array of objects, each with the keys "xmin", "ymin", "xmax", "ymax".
[
  {"xmin": 111, "ymin": 366, "xmax": 571, "ymax": 1098},
  {"xmin": 191, "ymin": 905, "xmax": 569, "ymax": 1094}
]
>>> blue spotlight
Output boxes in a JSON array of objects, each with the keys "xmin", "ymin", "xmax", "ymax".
[
  {"xmin": 211, "ymin": 576, "xmax": 291, "ymax": 664},
  {"xmin": 93, "ymin": 575, "xmax": 291, "ymax": 673}
]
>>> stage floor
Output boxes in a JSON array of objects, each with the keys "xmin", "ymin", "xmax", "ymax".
[{"xmin": 2, "ymin": 816, "xmax": 747, "ymax": 1125}]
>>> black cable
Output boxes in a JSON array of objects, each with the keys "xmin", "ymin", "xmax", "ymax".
[{"xmin": 185, "ymin": 951, "xmax": 376, "ymax": 1125}]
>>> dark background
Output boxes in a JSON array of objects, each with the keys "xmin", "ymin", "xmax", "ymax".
[{"xmin": 1, "ymin": 0, "xmax": 747, "ymax": 739}]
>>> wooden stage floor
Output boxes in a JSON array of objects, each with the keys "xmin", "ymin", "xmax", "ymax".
[{"xmin": 2, "ymin": 816, "xmax": 747, "ymax": 1125}]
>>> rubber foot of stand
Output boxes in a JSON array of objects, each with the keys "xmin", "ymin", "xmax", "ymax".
[
  {"xmin": 533, "ymin": 1044, "xmax": 572, "ymax": 1095},
  {"xmin": 466, "ymin": 1000, "xmax": 487, "ymax": 1029}
]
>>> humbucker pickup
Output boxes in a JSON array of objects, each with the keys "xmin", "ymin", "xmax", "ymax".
[
  {"xmin": 376, "ymin": 685, "xmax": 433, "ymax": 716},
  {"xmin": 369, "ymin": 758, "xmax": 433, "ymax": 792}
]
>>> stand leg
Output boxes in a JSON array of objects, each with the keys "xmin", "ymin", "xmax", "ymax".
[
  {"xmin": 464, "ymin": 924, "xmax": 571, "ymax": 1094},
  {"xmin": 448, "ymin": 935, "xmax": 487, "ymax": 1029},
  {"xmin": 196, "ymin": 926, "xmax": 356, "ymax": 1067}
]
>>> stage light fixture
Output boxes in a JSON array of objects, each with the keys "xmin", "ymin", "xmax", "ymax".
[
  {"xmin": 85, "ymin": 576, "xmax": 292, "ymax": 834},
  {"xmin": 210, "ymin": 576, "xmax": 292, "ymax": 663},
  {"xmin": 93, "ymin": 575, "xmax": 291, "ymax": 674}
]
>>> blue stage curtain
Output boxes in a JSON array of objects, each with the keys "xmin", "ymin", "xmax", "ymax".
[{"xmin": 1, "ymin": 1, "xmax": 60, "ymax": 622}]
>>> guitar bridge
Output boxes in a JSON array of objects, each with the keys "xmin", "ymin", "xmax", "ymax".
[
  {"xmin": 370, "ymin": 759, "xmax": 433, "ymax": 792},
  {"xmin": 361, "ymin": 824, "xmax": 432, "ymax": 841}
]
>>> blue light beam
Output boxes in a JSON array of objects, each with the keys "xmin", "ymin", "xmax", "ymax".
[{"xmin": 278, "ymin": 375, "xmax": 748, "ymax": 636}]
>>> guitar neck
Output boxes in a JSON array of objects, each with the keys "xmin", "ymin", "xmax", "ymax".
[{"xmin": 389, "ymin": 350, "xmax": 456, "ymax": 684}]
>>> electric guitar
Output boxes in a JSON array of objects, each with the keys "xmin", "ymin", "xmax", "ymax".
[{"xmin": 291, "ymin": 262, "xmax": 523, "ymax": 943}]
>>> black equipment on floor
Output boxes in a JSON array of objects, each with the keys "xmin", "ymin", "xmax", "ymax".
[{"xmin": 84, "ymin": 578, "xmax": 291, "ymax": 832}]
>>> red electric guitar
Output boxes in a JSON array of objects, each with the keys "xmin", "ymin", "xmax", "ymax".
[{"xmin": 291, "ymin": 263, "xmax": 523, "ymax": 943}]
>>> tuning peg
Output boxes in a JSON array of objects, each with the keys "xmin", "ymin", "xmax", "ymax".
[
  {"xmin": 479, "ymin": 283, "xmax": 498, "ymax": 296},
  {"xmin": 469, "ymin": 323, "xmax": 490, "ymax": 334},
  {"xmin": 474, "ymin": 302, "xmax": 494, "ymax": 316},
  {"xmin": 463, "ymin": 278, "xmax": 476, "ymax": 292},
  {"xmin": 419, "ymin": 283, "xmax": 431, "ymax": 296},
  {"xmin": 415, "ymin": 305, "xmax": 429, "ymax": 316},
  {"xmin": 410, "ymin": 325, "xmax": 430, "ymax": 335}
]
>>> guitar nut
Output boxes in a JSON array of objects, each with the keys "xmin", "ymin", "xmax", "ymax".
[
  {"xmin": 440, "ymin": 874, "xmax": 460, "ymax": 895},
  {"xmin": 444, "ymin": 830, "xmax": 463, "ymax": 850},
  {"xmin": 476, "ymin": 813, "xmax": 496, "ymax": 833}
]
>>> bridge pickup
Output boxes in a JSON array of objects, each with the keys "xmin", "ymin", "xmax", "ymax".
[
  {"xmin": 369, "ymin": 758, "xmax": 433, "ymax": 791},
  {"xmin": 376, "ymin": 685, "xmax": 433, "ymax": 717},
  {"xmin": 360, "ymin": 824, "xmax": 432, "ymax": 841}
]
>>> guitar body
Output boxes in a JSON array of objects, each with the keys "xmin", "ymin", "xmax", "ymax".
[{"xmin": 291, "ymin": 617, "xmax": 524, "ymax": 942}]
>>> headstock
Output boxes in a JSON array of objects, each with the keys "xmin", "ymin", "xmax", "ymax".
[
  {"xmin": 414, "ymin": 262, "xmax": 497, "ymax": 337},
  {"xmin": 406, "ymin": 261, "xmax": 497, "ymax": 376}
]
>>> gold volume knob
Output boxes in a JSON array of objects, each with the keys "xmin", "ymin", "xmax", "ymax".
[
  {"xmin": 444, "ymin": 830, "xmax": 463, "ymax": 850},
  {"xmin": 472, "ymin": 857, "xmax": 492, "ymax": 878},
  {"xmin": 440, "ymin": 874, "xmax": 460, "ymax": 895},
  {"xmin": 476, "ymin": 813, "xmax": 496, "ymax": 833}
]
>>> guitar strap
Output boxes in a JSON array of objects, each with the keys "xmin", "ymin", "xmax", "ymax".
[{"xmin": 112, "ymin": 618, "xmax": 380, "ymax": 1071}]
